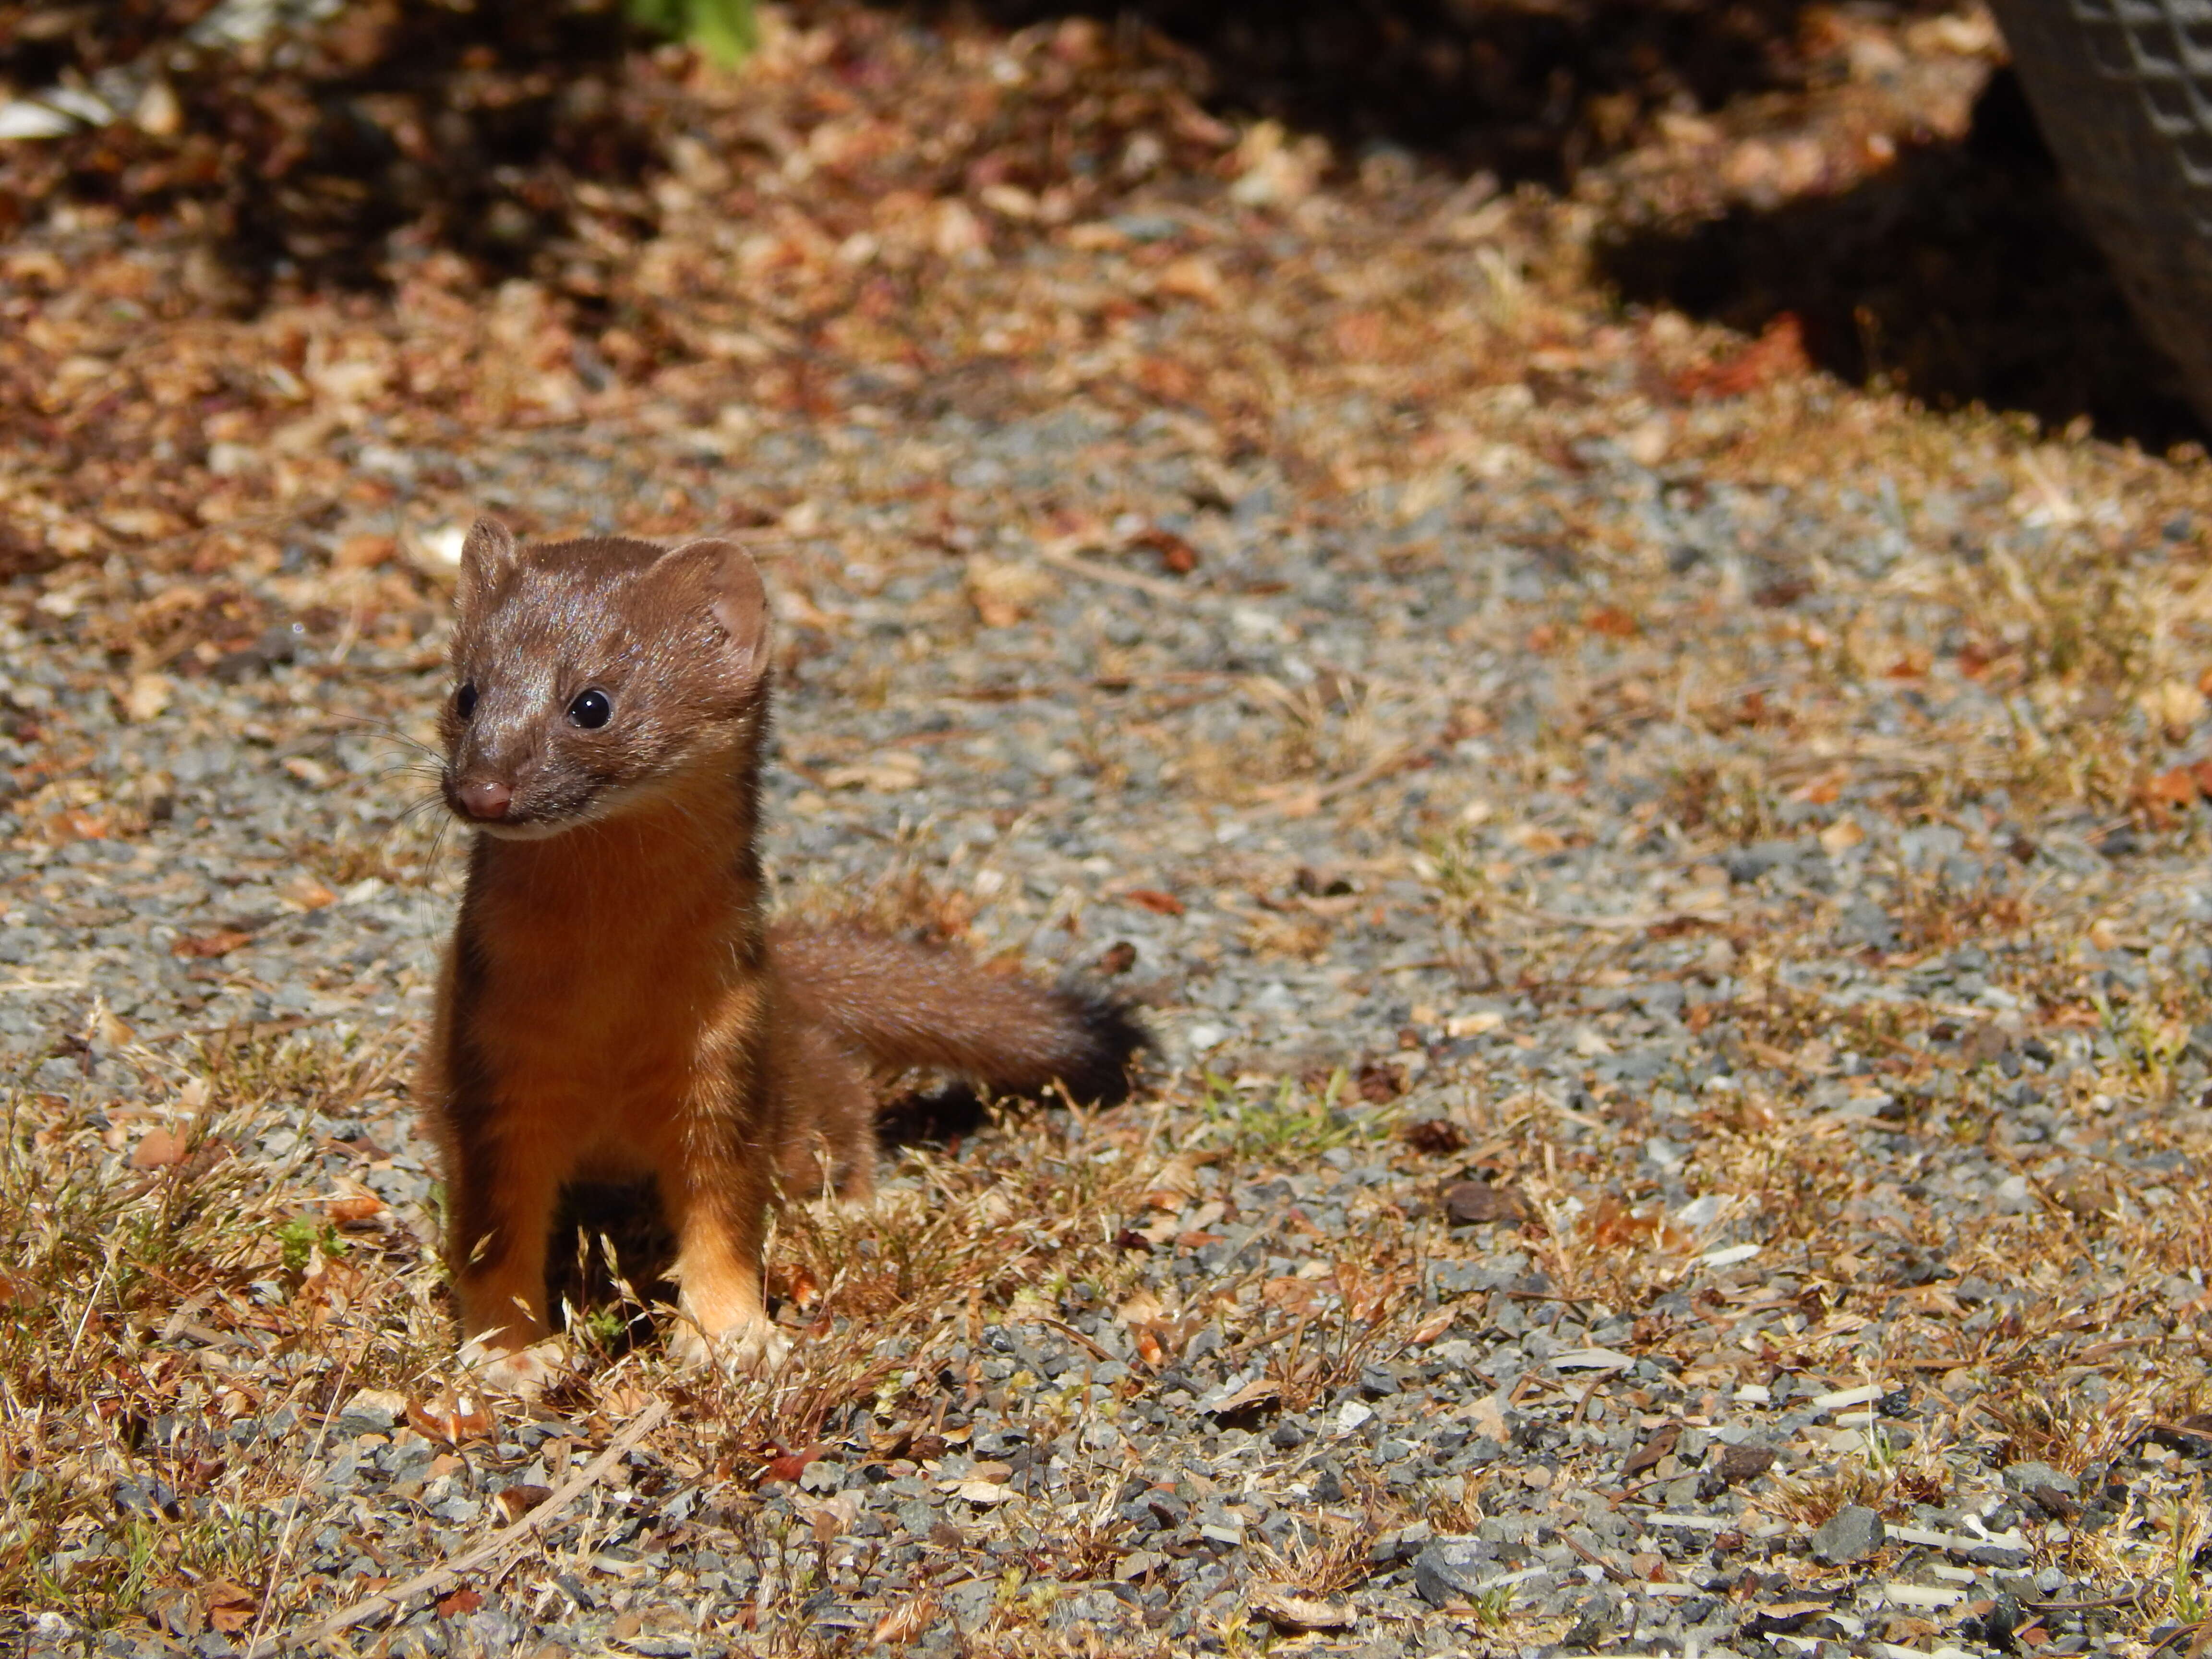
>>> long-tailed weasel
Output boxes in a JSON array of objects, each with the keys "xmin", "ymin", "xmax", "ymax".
[{"xmin": 419, "ymin": 519, "xmax": 1142, "ymax": 1385}]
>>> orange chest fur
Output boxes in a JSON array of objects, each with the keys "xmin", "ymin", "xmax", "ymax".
[{"xmin": 453, "ymin": 831, "xmax": 764, "ymax": 1137}]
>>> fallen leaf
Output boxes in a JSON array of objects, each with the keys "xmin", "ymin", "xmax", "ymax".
[
  {"xmin": 2141, "ymin": 678, "xmax": 2208, "ymax": 739},
  {"xmin": 1402, "ymin": 1117, "xmax": 1463, "ymax": 1154},
  {"xmin": 172, "ymin": 928, "xmax": 254, "ymax": 959},
  {"xmin": 1251, "ymin": 1587, "xmax": 1355, "ymax": 1632},
  {"xmin": 2140, "ymin": 766, "xmax": 2200, "ymax": 816},
  {"xmin": 435, "ymin": 1585, "xmax": 483, "ymax": 1618},
  {"xmin": 964, "ymin": 555, "xmax": 1056, "ymax": 626},
  {"xmin": 1715, "ymin": 1442, "xmax": 1776, "ymax": 1484},
  {"xmin": 1675, "ymin": 313, "xmax": 1810, "ymax": 398},
  {"xmin": 407, "ymin": 1391, "xmax": 495, "ymax": 1446},
  {"xmin": 954, "ymin": 1479, "xmax": 1014, "ymax": 1505},
  {"xmin": 873, "ymin": 1594, "xmax": 940, "ymax": 1645},
  {"xmin": 336, "ymin": 533, "xmax": 397, "ymax": 570},
  {"xmin": 1817, "ymin": 817, "xmax": 1864, "ymax": 854},
  {"xmin": 1586, "ymin": 604, "xmax": 1639, "ymax": 639},
  {"xmin": 121, "ymin": 673, "xmax": 173, "ymax": 722},
  {"xmin": 493, "ymin": 1483, "xmax": 553, "ymax": 1522},
  {"xmin": 204, "ymin": 1582, "xmax": 256, "ymax": 1634},
  {"xmin": 819, "ymin": 751, "xmax": 924, "ymax": 792},
  {"xmin": 131, "ymin": 1129, "xmax": 188, "ymax": 1169},
  {"xmin": 1407, "ymin": 1306, "xmax": 1457, "ymax": 1345},
  {"xmin": 1198, "ymin": 1377, "xmax": 1281, "ymax": 1419},
  {"xmin": 759, "ymin": 1443, "xmax": 825, "ymax": 1484},
  {"xmin": 1622, "ymin": 1420, "xmax": 1681, "ymax": 1480},
  {"xmin": 281, "ymin": 875, "xmax": 338, "ymax": 910},
  {"xmin": 1130, "ymin": 526, "xmax": 1200, "ymax": 574},
  {"xmin": 1441, "ymin": 1179, "xmax": 1525, "ymax": 1226},
  {"xmin": 1123, "ymin": 887, "xmax": 1184, "ymax": 915}
]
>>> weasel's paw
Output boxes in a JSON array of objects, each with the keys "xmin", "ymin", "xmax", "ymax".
[
  {"xmin": 459, "ymin": 1334, "xmax": 570, "ymax": 1397},
  {"xmin": 667, "ymin": 1314, "xmax": 789, "ymax": 1377}
]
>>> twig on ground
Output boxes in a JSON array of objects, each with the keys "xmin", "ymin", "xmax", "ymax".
[
  {"xmin": 302, "ymin": 1396, "xmax": 671, "ymax": 1642},
  {"xmin": 1035, "ymin": 544, "xmax": 1197, "ymax": 601}
]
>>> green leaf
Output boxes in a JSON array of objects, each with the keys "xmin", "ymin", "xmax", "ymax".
[{"xmin": 629, "ymin": 0, "xmax": 755, "ymax": 66}]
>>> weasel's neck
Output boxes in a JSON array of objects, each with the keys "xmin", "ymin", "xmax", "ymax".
[{"xmin": 464, "ymin": 748, "xmax": 766, "ymax": 964}]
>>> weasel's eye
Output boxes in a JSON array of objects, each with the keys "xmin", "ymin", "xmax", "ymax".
[
  {"xmin": 568, "ymin": 687, "xmax": 613, "ymax": 729},
  {"xmin": 455, "ymin": 683, "xmax": 477, "ymax": 721}
]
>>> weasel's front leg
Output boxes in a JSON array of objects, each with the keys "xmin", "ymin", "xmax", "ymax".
[
  {"xmin": 445, "ymin": 1114, "xmax": 568, "ymax": 1387},
  {"xmin": 660, "ymin": 1147, "xmax": 784, "ymax": 1373}
]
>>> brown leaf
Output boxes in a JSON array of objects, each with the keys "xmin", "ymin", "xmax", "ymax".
[
  {"xmin": 1586, "ymin": 604, "xmax": 1639, "ymax": 639},
  {"xmin": 171, "ymin": 927, "xmax": 254, "ymax": 958},
  {"xmin": 1441, "ymin": 1179, "xmax": 1525, "ymax": 1226},
  {"xmin": 435, "ymin": 1585, "xmax": 484, "ymax": 1618},
  {"xmin": 2141, "ymin": 766, "xmax": 2200, "ymax": 814},
  {"xmin": 1675, "ymin": 313, "xmax": 1810, "ymax": 398},
  {"xmin": 131, "ymin": 1128, "xmax": 189, "ymax": 1169},
  {"xmin": 1123, "ymin": 887, "xmax": 1184, "ymax": 916},
  {"xmin": 1622, "ymin": 1420, "xmax": 1681, "ymax": 1480},
  {"xmin": 1406, "ymin": 1306, "xmax": 1457, "ymax": 1345},
  {"xmin": 873, "ymin": 1594, "xmax": 940, "ymax": 1645},
  {"xmin": 1401, "ymin": 1116, "xmax": 1462, "ymax": 1154},
  {"xmin": 493, "ymin": 1483, "xmax": 553, "ymax": 1522},
  {"xmin": 335, "ymin": 533, "xmax": 397, "ymax": 570},
  {"xmin": 325, "ymin": 1194, "xmax": 385, "ymax": 1226},
  {"xmin": 760, "ymin": 1442, "xmax": 825, "ymax": 1484},
  {"xmin": 1714, "ymin": 1442, "xmax": 1776, "ymax": 1485},
  {"xmin": 1129, "ymin": 526, "xmax": 1200, "ymax": 575},
  {"xmin": 1202, "ymin": 1377, "xmax": 1281, "ymax": 1419},
  {"xmin": 204, "ymin": 1582, "xmax": 256, "ymax": 1634},
  {"xmin": 1252, "ymin": 1587, "xmax": 1355, "ymax": 1632},
  {"xmin": 1094, "ymin": 940, "xmax": 1138, "ymax": 974}
]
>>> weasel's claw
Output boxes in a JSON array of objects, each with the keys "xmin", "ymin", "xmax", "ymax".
[
  {"xmin": 460, "ymin": 1334, "xmax": 571, "ymax": 1397},
  {"xmin": 667, "ymin": 1314, "xmax": 789, "ymax": 1377}
]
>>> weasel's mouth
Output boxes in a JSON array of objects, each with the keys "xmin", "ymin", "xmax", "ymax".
[
  {"xmin": 469, "ymin": 814, "xmax": 579, "ymax": 842},
  {"xmin": 440, "ymin": 773, "xmax": 637, "ymax": 838}
]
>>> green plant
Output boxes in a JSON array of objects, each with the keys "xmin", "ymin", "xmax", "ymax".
[
  {"xmin": 276, "ymin": 1214, "xmax": 344, "ymax": 1276},
  {"xmin": 628, "ymin": 0, "xmax": 755, "ymax": 65}
]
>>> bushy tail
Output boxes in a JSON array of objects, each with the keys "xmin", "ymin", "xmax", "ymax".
[{"xmin": 769, "ymin": 923, "xmax": 1146, "ymax": 1106}]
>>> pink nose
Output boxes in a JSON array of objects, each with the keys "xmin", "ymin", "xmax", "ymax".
[{"xmin": 457, "ymin": 779, "xmax": 513, "ymax": 820}]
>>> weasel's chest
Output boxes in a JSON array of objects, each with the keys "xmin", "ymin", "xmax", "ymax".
[{"xmin": 460, "ymin": 897, "xmax": 749, "ymax": 1096}]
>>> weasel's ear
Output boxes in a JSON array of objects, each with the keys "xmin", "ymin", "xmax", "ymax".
[
  {"xmin": 457, "ymin": 517, "xmax": 518, "ymax": 623},
  {"xmin": 658, "ymin": 538, "xmax": 770, "ymax": 678}
]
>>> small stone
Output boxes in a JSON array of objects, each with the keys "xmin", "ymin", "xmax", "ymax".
[
  {"xmin": 334, "ymin": 1388, "xmax": 406, "ymax": 1436},
  {"xmin": 1412, "ymin": 1537, "xmax": 1498, "ymax": 1606},
  {"xmin": 1115, "ymin": 1549, "xmax": 1165, "ymax": 1583},
  {"xmin": 1811, "ymin": 1504, "xmax": 1885, "ymax": 1564},
  {"xmin": 2002, "ymin": 1460, "xmax": 2080, "ymax": 1498}
]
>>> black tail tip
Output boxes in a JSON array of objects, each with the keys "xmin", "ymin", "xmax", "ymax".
[{"xmin": 1050, "ymin": 980, "xmax": 1151, "ymax": 1108}]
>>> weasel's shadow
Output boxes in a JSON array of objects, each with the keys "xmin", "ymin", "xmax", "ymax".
[
  {"xmin": 538, "ymin": 1082, "xmax": 993, "ymax": 1347},
  {"xmin": 1596, "ymin": 70, "xmax": 2201, "ymax": 449}
]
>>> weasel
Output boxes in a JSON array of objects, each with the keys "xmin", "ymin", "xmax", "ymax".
[{"xmin": 419, "ymin": 519, "xmax": 1142, "ymax": 1384}]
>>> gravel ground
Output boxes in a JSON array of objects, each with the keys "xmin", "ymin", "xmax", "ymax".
[{"xmin": 12, "ymin": 5, "xmax": 2212, "ymax": 1657}]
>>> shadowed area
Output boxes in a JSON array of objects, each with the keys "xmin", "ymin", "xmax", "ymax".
[{"xmin": 1597, "ymin": 71, "xmax": 2203, "ymax": 448}]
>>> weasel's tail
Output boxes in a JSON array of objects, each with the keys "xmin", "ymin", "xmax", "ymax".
[{"xmin": 770, "ymin": 924, "xmax": 1146, "ymax": 1106}]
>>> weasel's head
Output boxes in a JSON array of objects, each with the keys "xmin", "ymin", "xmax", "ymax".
[{"xmin": 437, "ymin": 518, "xmax": 771, "ymax": 839}]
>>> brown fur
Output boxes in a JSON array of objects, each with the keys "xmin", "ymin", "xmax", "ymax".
[{"xmin": 418, "ymin": 520, "xmax": 1142, "ymax": 1371}]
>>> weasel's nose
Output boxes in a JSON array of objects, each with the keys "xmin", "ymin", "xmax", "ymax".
[{"xmin": 457, "ymin": 779, "xmax": 513, "ymax": 821}]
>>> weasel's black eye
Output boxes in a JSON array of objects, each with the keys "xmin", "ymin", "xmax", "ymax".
[
  {"xmin": 568, "ymin": 687, "xmax": 613, "ymax": 729},
  {"xmin": 455, "ymin": 683, "xmax": 477, "ymax": 721}
]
